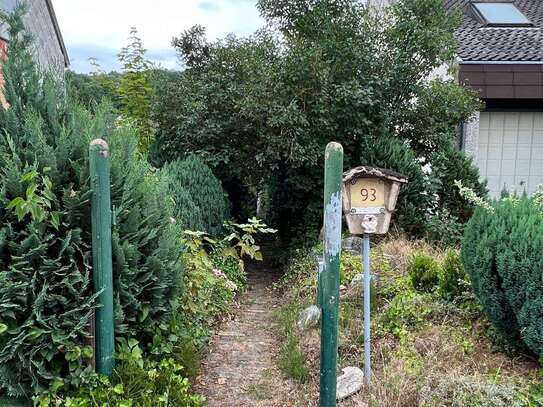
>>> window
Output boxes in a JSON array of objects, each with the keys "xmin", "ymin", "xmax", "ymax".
[{"xmin": 472, "ymin": 2, "xmax": 532, "ymax": 26}]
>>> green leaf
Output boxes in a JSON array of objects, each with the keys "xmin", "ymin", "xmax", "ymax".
[
  {"xmin": 6, "ymin": 196, "xmax": 25, "ymax": 210},
  {"xmin": 50, "ymin": 211, "xmax": 60, "ymax": 229},
  {"xmin": 26, "ymin": 183, "xmax": 37, "ymax": 199},
  {"xmin": 50, "ymin": 377, "xmax": 64, "ymax": 393},
  {"xmin": 65, "ymin": 346, "xmax": 81, "ymax": 361},
  {"xmin": 112, "ymin": 384, "xmax": 124, "ymax": 395},
  {"xmin": 28, "ymin": 327, "xmax": 44, "ymax": 340},
  {"xmin": 21, "ymin": 170, "xmax": 38, "ymax": 182},
  {"xmin": 0, "ymin": 323, "xmax": 7, "ymax": 335},
  {"xmin": 82, "ymin": 345, "xmax": 94, "ymax": 359}
]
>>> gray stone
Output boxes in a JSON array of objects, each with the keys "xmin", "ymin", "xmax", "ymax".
[
  {"xmin": 336, "ymin": 366, "xmax": 364, "ymax": 401},
  {"xmin": 296, "ymin": 305, "xmax": 321, "ymax": 331},
  {"xmin": 342, "ymin": 236, "xmax": 363, "ymax": 254}
]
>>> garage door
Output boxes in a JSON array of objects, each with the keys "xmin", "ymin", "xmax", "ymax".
[{"xmin": 477, "ymin": 111, "xmax": 543, "ymax": 198}]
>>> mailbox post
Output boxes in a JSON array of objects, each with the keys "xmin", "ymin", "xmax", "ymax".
[{"xmin": 342, "ymin": 166, "xmax": 407, "ymax": 385}]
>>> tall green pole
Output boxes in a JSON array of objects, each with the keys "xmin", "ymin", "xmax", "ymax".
[
  {"xmin": 89, "ymin": 138, "xmax": 114, "ymax": 377},
  {"xmin": 319, "ymin": 142, "xmax": 343, "ymax": 407}
]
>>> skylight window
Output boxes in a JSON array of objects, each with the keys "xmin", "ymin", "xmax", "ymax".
[{"xmin": 472, "ymin": 2, "xmax": 532, "ymax": 26}]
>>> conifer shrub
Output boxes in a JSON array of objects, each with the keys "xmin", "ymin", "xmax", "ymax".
[
  {"xmin": 360, "ymin": 136, "xmax": 432, "ymax": 236},
  {"xmin": 162, "ymin": 156, "xmax": 230, "ymax": 235},
  {"xmin": 407, "ymin": 252, "xmax": 440, "ymax": 293},
  {"xmin": 462, "ymin": 197, "xmax": 543, "ymax": 356},
  {"xmin": 159, "ymin": 162, "xmax": 205, "ymax": 232},
  {"xmin": 0, "ymin": 7, "xmax": 183, "ymax": 397}
]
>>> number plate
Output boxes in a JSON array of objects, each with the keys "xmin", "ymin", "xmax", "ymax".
[{"xmin": 349, "ymin": 177, "xmax": 385, "ymax": 208}]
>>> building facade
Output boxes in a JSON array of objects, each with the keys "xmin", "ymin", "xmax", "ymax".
[
  {"xmin": 451, "ymin": 0, "xmax": 543, "ymax": 197},
  {"xmin": 0, "ymin": 0, "xmax": 69, "ymax": 72}
]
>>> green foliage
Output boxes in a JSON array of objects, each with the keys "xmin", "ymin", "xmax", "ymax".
[
  {"xmin": 377, "ymin": 291, "xmax": 433, "ymax": 340},
  {"xmin": 438, "ymin": 249, "xmax": 468, "ymax": 301},
  {"xmin": 161, "ymin": 156, "xmax": 230, "ymax": 236},
  {"xmin": 430, "ymin": 141, "xmax": 488, "ymax": 223},
  {"xmin": 178, "ymin": 231, "xmax": 237, "ymax": 346},
  {"xmin": 153, "ymin": 0, "xmax": 482, "ymax": 244},
  {"xmin": 118, "ymin": 27, "xmax": 154, "ymax": 152},
  {"xmin": 66, "ymin": 68, "xmax": 120, "ymax": 111},
  {"xmin": 360, "ymin": 136, "xmax": 432, "ymax": 236},
  {"xmin": 35, "ymin": 340, "xmax": 203, "ymax": 407},
  {"xmin": 223, "ymin": 217, "xmax": 277, "ymax": 261},
  {"xmin": 210, "ymin": 250, "xmax": 246, "ymax": 291},
  {"xmin": 407, "ymin": 252, "xmax": 440, "ymax": 293},
  {"xmin": 0, "ymin": 8, "xmax": 182, "ymax": 397},
  {"xmin": 462, "ymin": 197, "xmax": 543, "ymax": 357},
  {"xmin": 277, "ymin": 335, "xmax": 310, "ymax": 383},
  {"xmin": 424, "ymin": 208, "xmax": 464, "ymax": 247},
  {"xmin": 274, "ymin": 300, "xmax": 310, "ymax": 383},
  {"xmin": 159, "ymin": 162, "xmax": 205, "ymax": 232}
]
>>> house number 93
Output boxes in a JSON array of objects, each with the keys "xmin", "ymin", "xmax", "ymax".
[{"xmin": 360, "ymin": 188, "xmax": 377, "ymax": 202}]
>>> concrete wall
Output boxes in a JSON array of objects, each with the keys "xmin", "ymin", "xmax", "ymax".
[{"xmin": 0, "ymin": 0, "xmax": 67, "ymax": 72}]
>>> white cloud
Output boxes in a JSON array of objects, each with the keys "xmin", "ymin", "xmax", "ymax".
[{"xmin": 52, "ymin": 0, "xmax": 265, "ymax": 72}]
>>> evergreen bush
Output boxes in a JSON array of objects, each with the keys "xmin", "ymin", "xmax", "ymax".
[
  {"xmin": 360, "ymin": 136, "xmax": 432, "ymax": 236},
  {"xmin": 0, "ymin": 8, "xmax": 183, "ymax": 397},
  {"xmin": 462, "ymin": 197, "xmax": 543, "ymax": 356},
  {"xmin": 159, "ymin": 162, "xmax": 205, "ymax": 232},
  {"xmin": 161, "ymin": 157, "xmax": 229, "ymax": 235},
  {"xmin": 407, "ymin": 252, "xmax": 440, "ymax": 293}
]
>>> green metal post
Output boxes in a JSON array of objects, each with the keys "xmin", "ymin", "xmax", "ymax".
[
  {"xmin": 319, "ymin": 142, "xmax": 343, "ymax": 407},
  {"xmin": 89, "ymin": 138, "xmax": 114, "ymax": 377}
]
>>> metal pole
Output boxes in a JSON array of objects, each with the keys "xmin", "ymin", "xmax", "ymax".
[
  {"xmin": 89, "ymin": 138, "xmax": 114, "ymax": 377},
  {"xmin": 363, "ymin": 234, "xmax": 371, "ymax": 385},
  {"xmin": 319, "ymin": 142, "xmax": 343, "ymax": 407}
]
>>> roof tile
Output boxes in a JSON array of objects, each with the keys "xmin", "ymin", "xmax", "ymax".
[{"xmin": 446, "ymin": 0, "xmax": 543, "ymax": 62}]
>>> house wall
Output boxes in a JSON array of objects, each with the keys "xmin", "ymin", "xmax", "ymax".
[
  {"xmin": 459, "ymin": 63, "xmax": 543, "ymax": 99},
  {"xmin": 0, "ymin": 0, "xmax": 67, "ymax": 72}
]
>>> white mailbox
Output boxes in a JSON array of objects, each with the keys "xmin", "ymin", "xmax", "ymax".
[{"xmin": 342, "ymin": 166, "xmax": 408, "ymax": 235}]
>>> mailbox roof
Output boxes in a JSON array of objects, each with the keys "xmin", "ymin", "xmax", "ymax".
[{"xmin": 343, "ymin": 166, "xmax": 408, "ymax": 184}]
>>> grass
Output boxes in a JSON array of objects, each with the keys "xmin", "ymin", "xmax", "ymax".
[
  {"xmin": 274, "ymin": 300, "xmax": 311, "ymax": 383},
  {"xmin": 278, "ymin": 334, "xmax": 310, "ymax": 382},
  {"xmin": 273, "ymin": 234, "xmax": 542, "ymax": 406}
]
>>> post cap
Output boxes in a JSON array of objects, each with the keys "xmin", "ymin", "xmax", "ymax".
[{"xmin": 90, "ymin": 138, "xmax": 109, "ymax": 149}]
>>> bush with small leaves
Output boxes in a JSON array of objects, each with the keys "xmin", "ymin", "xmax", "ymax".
[
  {"xmin": 438, "ymin": 249, "xmax": 468, "ymax": 301},
  {"xmin": 407, "ymin": 252, "xmax": 440, "ymax": 293}
]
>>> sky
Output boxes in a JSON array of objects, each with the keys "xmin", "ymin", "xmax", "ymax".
[{"xmin": 52, "ymin": 0, "xmax": 265, "ymax": 73}]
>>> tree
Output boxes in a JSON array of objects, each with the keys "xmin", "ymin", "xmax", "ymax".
[
  {"xmin": 118, "ymin": 27, "xmax": 154, "ymax": 152},
  {"xmin": 152, "ymin": 0, "xmax": 483, "ymax": 244},
  {"xmin": 67, "ymin": 60, "xmax": 120, "ymax": 110}
]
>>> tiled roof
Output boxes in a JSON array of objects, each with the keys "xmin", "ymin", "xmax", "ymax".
[{"xmin": 445, "ymin": 0, "xmax": 543, "ymax": 62}]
